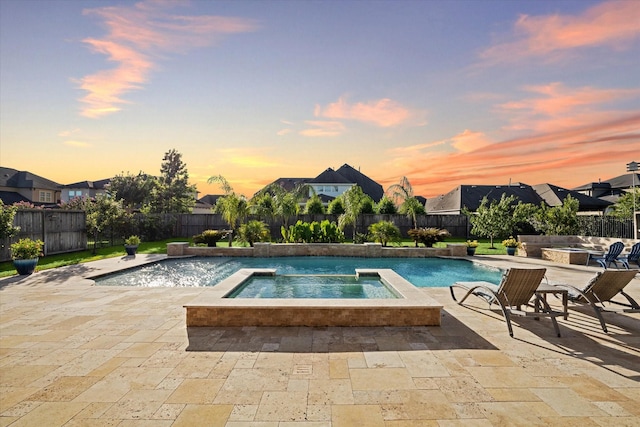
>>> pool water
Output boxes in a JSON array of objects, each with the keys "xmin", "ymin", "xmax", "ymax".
[
  {"xmin": 94, "ymin": 256, "xmax": 502, "ymax": 288},
  {"xmin": 226, "ymin": 275, "xmax": 399, "ymax": 299}
]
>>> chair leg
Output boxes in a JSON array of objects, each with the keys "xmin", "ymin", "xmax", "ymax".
[{"xmin": 536, "ymin": 295, "xmax": 561, "ymax": 337}]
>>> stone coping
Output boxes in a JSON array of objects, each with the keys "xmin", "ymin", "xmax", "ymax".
[{"xmin": 184, "ymin": 268, "xmax": 442, "ymax": 327}]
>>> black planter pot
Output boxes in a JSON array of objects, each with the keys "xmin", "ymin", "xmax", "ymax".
[
  {"xmin": 124, "ymin": 245, "xmax": 138, "ymax": 256},
  {"xmin": 13, "ymin": 258, "xmax": 39, "ymax": 275},
  {"xmin": 466, "ymin": 247, "xmax": 476, "ymax": 256},
  {"xmin": 506, "ymin": 247, "xmax": 517, "ymax": 256}
]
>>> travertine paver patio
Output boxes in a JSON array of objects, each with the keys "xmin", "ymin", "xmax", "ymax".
[{"xmin": 1, "ymin": 254, "xmax": 639, "ymax": 426}]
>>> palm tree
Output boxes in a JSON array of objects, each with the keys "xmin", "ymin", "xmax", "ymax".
[
  {"xmin": 338, "ymin": 185, "xmax": 369, "ymax": 240},
  {"xmin": 208, "ymin": 175, "xmax": 248, "ymax": 247},
  {"xmin": 386, "ymin": 176, "xmax": 424, "ymax": 229}
]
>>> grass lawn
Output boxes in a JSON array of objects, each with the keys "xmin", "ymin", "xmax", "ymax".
[{"xmin": 0, "ymin": 237, "xmax": 510, "ymax": 278}]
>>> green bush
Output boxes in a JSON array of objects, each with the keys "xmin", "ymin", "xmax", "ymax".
[
  {"xmin": 407, "ymin": 227, "xmax": 450, "ymax": 247},
  {"xmin": 368, "ymin": 220, "xmax": 401, "ymax": 247},
  {"xmin": 10, "ymin": 238, "xmax": 44, "ymax": 260},
  {"xmin": 237, "ymin": 220, "xmax": 270, "ymax": 247},
  {"xmin": 193, "ymin": 229, "xmax": 228, "ymax": 247}
]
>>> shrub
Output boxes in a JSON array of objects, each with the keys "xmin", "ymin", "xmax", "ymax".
[
  {"xmin": 368, "ymin": 220, "xmax": 401, "ymax": 247},
  {"xmin": 124, "ymin": 235, "xmax": 141, "ymax": 246},
  {"xmin": 237, "ymin": 220, "xmax": 270, "ymax": 247},
  {"xmin": 193, "ymin": 229, "xmax": 228, "ymax": 247},
  {"xmin": 10, "ymin": 238, "xmax": 44, "ymax": 260},
  {"xmin": 407, "ymin": 227, "xmax": 450, "ymax": 247}
]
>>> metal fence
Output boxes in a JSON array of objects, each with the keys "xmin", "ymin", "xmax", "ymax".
[{"xmin": 577, "ymin": 216, "xmax": 635, "ymax": 239}]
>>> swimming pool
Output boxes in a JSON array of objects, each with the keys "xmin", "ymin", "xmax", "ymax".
[
  {"xmin": 225, "ymin": 274, "xmax": 399, "ymax": 299},
  {"xmin": 93, "ymin": 256, "xmax": 502, "ymax": 288}
]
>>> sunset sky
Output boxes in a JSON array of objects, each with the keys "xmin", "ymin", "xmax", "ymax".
[{"xmin": 1, "ymin": 0, "xmax": 639, "ymax": 199}]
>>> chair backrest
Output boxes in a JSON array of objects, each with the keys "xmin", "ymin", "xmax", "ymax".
[
  {"xmin": 496, "ymin": 268, "xmax": 546, "ymax": 307},
  {"xmin": 628, "ymin": 242, "xmax": 640, "ymax": 262},
  {"xmin": 604, "ymin": 242, "xmax": 624, "ymax": 261},
  {"xmin": 584, "ymin": 270, "xmax": 639, "ymax": 302}
]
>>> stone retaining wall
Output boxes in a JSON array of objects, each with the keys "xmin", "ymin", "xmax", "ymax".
[
  {"xmin": 518, "ymin": 235, "xmax": 638, "ymax": 258},
  {"xmin": 167, "ymin": 242, "xmax": 467, "ymax": 258}
]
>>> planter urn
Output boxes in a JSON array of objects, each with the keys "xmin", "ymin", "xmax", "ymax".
[{"xmin": 13, "ymin": 258, "xmax": 38, "ymax": 275}]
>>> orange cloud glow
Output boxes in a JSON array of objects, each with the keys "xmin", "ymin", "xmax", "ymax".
[
  {"xmin": 479, "ymin": 0, "xmax": 640, "ymax": 64},
  {"xmin": 78, "ymin": 0, "xmax": 258, "ymax": 118},
  {"xmin": 498, "ymin": 83, "xmax": 640, "ymax": 132},
  {"xmin": 387, "ymin": 114, "xmax": 640, "ymax": 198},
  {"xmin": 315, "ymin": 97, "xmax": 416, "ymax": 127}
]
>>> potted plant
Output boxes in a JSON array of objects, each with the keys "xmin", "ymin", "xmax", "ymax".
[
  {"xmin": 502, "ymin": 236, "xmax": 519, "ymax": 256},
  {"xmin": 124, "ymin": 235, "xmax": 141, "ymax": 256},
  {"xmin": 10, "ymin": 238, "xmax": 44, "ymax": 275},
  {"xmin": 466, "ymin": 240, "xmax": 479, "ymax": 256}
]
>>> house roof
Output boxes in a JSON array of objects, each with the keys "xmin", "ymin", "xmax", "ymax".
[
  {"xmin": 0, "ymin": 191, "xmax": 31, "ymax": 205},
  {"xmin": 574, "ymin": 173, "xmax": 640, "ymax": 191},
  {"xmin": 309, "ymin": 168, "xmax": 353, "ymax": 184},
  {"xmin": 63, "ymin": 179, "xmax": 111, "ymax": 189},
  {"xmin": 197, "ymin": 194, "xmax": 222, "ymax": 206},
  {"xmin": 426, "ymin": 183, "xmax": 610, "ymax": 213},
  {"xmin": 0, "ymin": 167, "xmax": 62, "ymax": 190},
  {"xmin": 532, "ymin": 183, "xmax": 612, "ymax": 211},
  {"xmin": 335, "ymin": 164, "xmax": 384, "ymax": 202}
]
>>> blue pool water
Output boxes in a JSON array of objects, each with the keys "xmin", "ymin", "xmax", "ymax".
[
  {"xmin": 226, "ymin": 275, "xmax": 399, "ymax": 299},
  {"xmin": 94, "ymin": 257, "xmax": 502, "ymax": 288}
]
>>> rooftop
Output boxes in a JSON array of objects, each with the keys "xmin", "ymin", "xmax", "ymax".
[{"xmin": 0, "ymin": 255, "xmax": 638, "ymax": 425}]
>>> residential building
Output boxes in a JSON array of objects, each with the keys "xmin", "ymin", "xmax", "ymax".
[
  {"xmin": 425, "ymin": 183, "xmax": 611, "ymax": 215},
  {"xmin": 0, "ymin": 167, "xmax": 62, "ymax": 206},
  {"xmin": 573, "ymin": 173, "xmax": 640, "ymax": 204},
  {"xmin": 60, "ymin": 179, "xmax": 111, "ymax": 203},
  {"xmin": 259, "ymin": 164, "xmax": 384, "ymax": 205}
]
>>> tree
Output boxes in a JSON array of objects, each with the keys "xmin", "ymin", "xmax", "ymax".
[
  {"xmin": 327, "ymin": 198, "xmax": 345, "ymax": 215},
  {"xmin": 609, "ymin": 188, "xmax": 640, "ymax": 219},
  {"xmin": 338, "ymin": 185, "xmax": 370, "ymax": 239},
  {"xmin": 386, "ymin": 177, "xmax": 424, "ymax": 228},
  {"xmin": 464, "ymin": 194, "xmax": 519, "ymax": 248},
  {"xmin": 149, "ymin": 149, "xmax": 196, "ymax": 213},
  {"xmin": 107, "ymin": 171, "xmax": 156, "ymax": 211},
  {"xmin": 208, "ymin": 175, "xmax": 248, "ymax": 247},
  {"xmin": 248, "ymin": 192, "xmax": 275, "ymax": 221},
  {"xmin": 305, "ymin": 195, "xmax": 325, "ymax": 214},
  {"xmin": 376, "ymin": 196, "xmax": 397, "ymax": 214},
  {"xmin": 532, "ymin": 195, "xmax": 580, "ymax": 235},
  {"xmin": 61, "ymin": 195, "xmax": 128, "ymax": 254},
  {"xmin": 0, "ymin": 200, "xmax": 20, "ymax": 243}
]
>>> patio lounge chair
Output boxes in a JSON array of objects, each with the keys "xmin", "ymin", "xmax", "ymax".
[
  {"xmin": 552, "ymin": 270, "xmax": 639, "ymax": 333},
  {"xmin": 450, "ymin": 268, "xmax": 561, "ymax": 337},
  {"xmin": 590, "ymin": 242, "xmax": 625, "ymax": 269},
  {"xmin": 620, "ymin": 242, "xmax": 640, "ymax": 269}
]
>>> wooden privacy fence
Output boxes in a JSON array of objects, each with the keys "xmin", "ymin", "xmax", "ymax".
[{"xmin": 0, "ymin": 210, "xmax": 87, "ymax": 262}]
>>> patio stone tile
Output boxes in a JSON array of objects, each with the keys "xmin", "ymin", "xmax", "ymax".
[
  {"xmin": 350, "ymin": 368, "xmax": 416, "ymax": 391},
  {"xmin": 254, "ymin": 391, "xmax": 308, "ymax": 421},
  {"xmin": 308, "ymin": 378, "xmax": 354, "ymax": 405},
  {"xmin": 26, "ymin": 376, "xmax": 100, "ymax": 402},
  {"xmin": 1, "ymin": 255, "xmax": 639, "ymax": 425},
  {"xmin": 329, "ymin": 359, "xmax": 349, "ymax": 379},
  {"xmin": 1, "ymin": 365, "xmax": 58, "ymax": 388},
  {"xmin": 5, "ymin": 401, "xmax": 88, "ymax": 427},
  {"xmin": 332, "ymin": 404, "xmax": 385, "ymax": 426},
  {"xmin": 165, "ymin": 378, "xmax": 225, "ymax": 404},
  {"xmin": 530, "ymin": 388, "xmax": 608, "ymax": 417}
]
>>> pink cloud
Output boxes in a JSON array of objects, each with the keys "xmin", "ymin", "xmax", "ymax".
[
  {"xmin": 78, "ymin": 0, "xmax": 259, "ymax": 118},
  {"xmin": 497, "ymin": 82, "xmax": 640, "ymax": 133},
  {"xmin": 479, "ymin": 0, "xmax": 640, "ymax": 64},
  {"xmin": 386, "ymin": 113, "xmax": 640, "ymax": 198},
  {"xmin": 300, "ymin": 121, "xmax": 346, "ymax": 137},
  {"xmin": 315, "ymin": 97, "xmax": 417, "ymax": 127}
]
